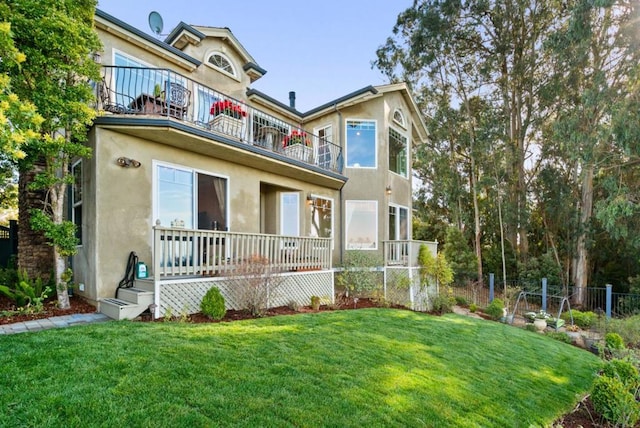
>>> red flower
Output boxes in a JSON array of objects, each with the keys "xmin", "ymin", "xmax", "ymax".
[
  {"xmin": 210, "ymin": 100, "xmax": 247, "ymax": 119},
  {"xmin": 283, "ymin": 130, "xmax": 311, "ymax": 147}
]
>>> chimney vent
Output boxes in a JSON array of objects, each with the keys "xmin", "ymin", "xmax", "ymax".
[{"xmin": 289, "ymin": 91, "xmax": 296, "ymax": 109}]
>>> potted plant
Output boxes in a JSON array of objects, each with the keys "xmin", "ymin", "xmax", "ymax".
[
  {"xmin": 532, "ymin": 310, "xmax": 550, "ymax": 331},
  {"xmin": 282, "ymin": 130, "xmax": 312, "ymax": 161},
  {"xmin": 153, "ymin": 83, "xmax": 162, "ymax": 98},
  {"xmin": 210, "ymin": 99, "xmax": 247, "ymax": 119},
  {"xmin": 209, "ymin": 99, "xmax": 247, "ymax": 137},
  {"xmin": 310, "ymin": 295, "xmax": 320, "ymax": 311}
]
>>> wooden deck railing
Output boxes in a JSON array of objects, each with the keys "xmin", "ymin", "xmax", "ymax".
[
  {"xmin": 153, "ymin": 226, "xmax": 332, "ymax": 278},
  {"xmin": 383, "ymin": 240, "xmax": 438, "ymax": 267}
]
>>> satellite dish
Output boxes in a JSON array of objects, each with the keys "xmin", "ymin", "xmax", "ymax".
[{"xmin": 148, "ymin": 11, "xmax": 164, "ymax": 36}]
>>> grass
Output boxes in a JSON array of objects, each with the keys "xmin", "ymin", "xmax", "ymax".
[{"xmin": 0, "ymin": 309, "xmax": 600, "ymax": 427}]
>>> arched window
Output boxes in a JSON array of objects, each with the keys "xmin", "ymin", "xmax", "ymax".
[
  {"xmin": 392, "ymin": 109, "xmax": 406, "ymax": 129},
  {"xmin": 207, "ymin": 52, "xmax": 236, "ymax": 77}
]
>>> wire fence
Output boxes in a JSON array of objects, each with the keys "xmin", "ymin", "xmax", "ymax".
[{"xmin": 449, "ymin": 278, "xmax": 640, "ymax": 319}]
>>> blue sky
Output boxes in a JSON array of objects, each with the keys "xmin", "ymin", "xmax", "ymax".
[{"xmin": 97, "ymin": 1, "xmax": 412, "ymax": 112}]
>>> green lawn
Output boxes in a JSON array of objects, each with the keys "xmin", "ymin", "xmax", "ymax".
[{"xmin": 0, "ymin": 309, "xmax": 600, "ymax": 427}]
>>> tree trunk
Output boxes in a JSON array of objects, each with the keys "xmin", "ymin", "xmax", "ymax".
[
  {"xmin": 573, "ymin": 166, "xmax": 594, "ymax": 306},
  {"xmin": 50, "ymin": 174, "xmax": 70, "ymax": 310}
]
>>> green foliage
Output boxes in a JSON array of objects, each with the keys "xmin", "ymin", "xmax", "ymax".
[
  {"xmin": 605, "ymin": 315, "xmax": 640, "ymax": 349},
  {"xmin": 605, "ymin": 333, "xmax": 626, "ymax": 351},
  {"xmin": 484, "ymin": 298, "xmax": 505, "ymax": 321},
  {"xmin": 29, "ymin": 209, "xmax": 78, "ymax": 257},
  {"xmin": 591, "ymin": 375, "xmax": 640, "ymax": 427},
  {"xmin": 429, "ymin": 287, "xmax": 455, "ymax": 315},
  {"xmin": 545, "ymin": 331, "xmax": 572, "ymax": 344},
  {"xmin": 601, "ymin": 359, "xmax": 640, "ymax": 391},
  {"xmin": 0, "ymin": 0, "xmax": 101, "ymax": 305},
  {"xmin": 335, "ymin": 251, "xmax": 383, "ymax": 296},
  {"xmin": 454, "ymin": 296, "xmax": 468, "ymax": 306},
  {"xmin": 517, "ymin": 253, "xmax": 562, "ymax": 288},
  {"xmin": 0, "ymin": 269, "xmax": 51, "ymax": 312},
  {"xmin": 418, "ymin": 245, "xmax": 453, "ymax": 287},
  {"xmin": 442, "ymin": 227, "xmax": 477, "ymax": 284},
  {"xmin": 469, "ymin": 303, "xmax": 478, "ymax": 313},
  {"xmin": 562, "ymin": 310, "xmax": 597, "ymax": 329},
  {"xmin": 200, "ymin": 287, "xmax": 226, "ymax": 320}
]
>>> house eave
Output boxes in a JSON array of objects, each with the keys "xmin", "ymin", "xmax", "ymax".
[
  {"xmin": 92, "ymin": 116, "xmax": 347, "ymax": 189},
  {"xmin": 95, "ymin": 9, "xmax": 201, "ymax": 72}
]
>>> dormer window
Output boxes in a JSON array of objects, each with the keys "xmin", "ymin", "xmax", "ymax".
[
  {"xmin": 392, "ymin": 109, "xmax": 406, "ymax": 129},
  {"xmin": 207, "ymin": 52, "xmax": 236, "ymax": 77}
]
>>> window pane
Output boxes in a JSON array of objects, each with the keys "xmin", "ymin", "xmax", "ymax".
[
  {"xmin": 388, "ymin": 205, "xmax": 397, "ymax": 241},
  {"xmin": 197, "ymin": 174, "xmax": 227, "ymax": 230},
  {"xmin": 310, "ymin": 197, "xmax": 332, "ymax": 239},
  {"xmin": 399, "ymin": 207, "xmax": 409, "ymax": 240},
  {"xmin": 346, "ymin": 120, "xmax": 376, "ymax": 168},
  {"xmin": 158, "ymin": 166, "xmax": 193, "ymax": 228},
  {"xmin": 389, "ymin": 128, "xmax": 407, "ymax": 177},
  {"xmin": 345, "ymin": 200, "xmax": 377, "ymax": 249},
  {"xmin": 281, "ymin": 193, "xmax": 299, "ymax": 236}
]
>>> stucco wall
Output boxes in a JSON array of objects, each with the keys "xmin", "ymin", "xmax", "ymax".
[{"xmin": 74, "ymin": 127, "xmax": 340, "ymax": 301}]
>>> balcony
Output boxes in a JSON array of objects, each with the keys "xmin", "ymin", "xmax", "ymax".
[
  {"xmin": 97, "ymin": 66, "xmax": 343, "ymax": 174},
  {"xmin": 153, "ymin": 226, "xmax": 332, "ymax": 278}
]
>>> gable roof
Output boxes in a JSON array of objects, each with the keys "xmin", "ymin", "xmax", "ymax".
[{"xmin": 95, "ymin": 9, "xmax": 201, "ymax": 70}]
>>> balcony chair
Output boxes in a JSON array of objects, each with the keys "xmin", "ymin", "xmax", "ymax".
[
  {"xmin": 99, "ymin": 78, "xmax": 138, "ymax": 114},
  {"xmin": 162, "ymin": 81, "xmax": 191, "ymax": 120}
]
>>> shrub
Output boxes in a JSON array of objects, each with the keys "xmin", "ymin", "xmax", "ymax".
[
  {"xmin": 605, "ymin": 333, "xmax": 626, "ymax": 351},
  {"xmin": 0, "ymin": 270, "xmax": 52, "ymax": 313},
  {"xmin": 562, "ymin": 309, "xmax": 597, "ymax": 329},
  {"xmin": 591, "ymin": 375, "xmax": 640, "ymax": 427},
  {"xmin": 200, "ymin": 287, "xmax": 226, "ymax": 320},
  {"xmin": 484, "ymin": 298, "xmax": 505, "ymax": 320},
  {"xmin": 469, "ymin": 303, "xmax": 478, "ymax": 313},
  {"xmin": 286, "ymin": 300, "xmax": 300, "ymax": 311},
  {"xmin": 455, "ymin": 296, "xmax": 468, "ymax": 306},
  {"xmin": 335, "ymin": 251, "xmax": 383, "ymax": 297},
  {"xmin": 601, "ymin": 359, "xmax": 640, "ymax": 391},
  {"xmin": 430, "ymin": 290, "xmax": 455, "ymax": 315},
  {"xmin": 606, "ymin": 315, "xmax": 640, "ymax": 349},
  {"xmin": 545, "ymin": 331, "xmax": 572, "ymax": 344}
]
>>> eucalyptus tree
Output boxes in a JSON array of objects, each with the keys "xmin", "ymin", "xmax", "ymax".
[
  {"xmin": 541, "ymin": 0, "xmax": 640, "ymax": 304},
  {"xmin": 0, "ymin": 0, "xmax": 101, "ymax": 308},
  {"xmin": 375, "ymin": 0, "xmax": 556, "ymax": 276}
]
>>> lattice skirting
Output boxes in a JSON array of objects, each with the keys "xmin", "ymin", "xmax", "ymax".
[
  {"xmin": 159, "ymin": 271, "xmax": 334, "ymax": 317},
  {"xmin": 384, "ymin": 267, "xmax": 437, "ymax": 311}
]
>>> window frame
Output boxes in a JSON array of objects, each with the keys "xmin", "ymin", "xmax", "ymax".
[
  {"xmin": 388, "ymin": 126, "xmax": 409, "ymax": 178},
  {"xmin": 388, "ymin": 203, "xmax": 409, "ymax": 241},
  {"xmin": 280, "ymin": 192, "xmax": 300, "ymax": 237},
  {"xmin": 71, "ymin": 160, "xmax": 83, "ymax": 246},
  {"xmin": 153, "ymin": 161, "xmax": 229, "ymax": 231},
  {"xmin": 345, "ymin": 119, "xmax": 377, "ymax": 169},
  {"xmin": 313, "ymin": 124, "xmax": 334, "ymax": 169},
  {"xmin": 205, "ymin": 51, "xmax": 239, "ymax": 81},
  {"xmin": 309, "ymin": 194, "xmax": 334, "ymax": 249},
  {"xmin": 345, "ymin": 200, "xmax": 378, "ymax": 250}
]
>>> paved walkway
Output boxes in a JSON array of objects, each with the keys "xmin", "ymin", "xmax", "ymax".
[{"xmin": 0, "ymin": 313, "xmax": 110, "ymax": 335}]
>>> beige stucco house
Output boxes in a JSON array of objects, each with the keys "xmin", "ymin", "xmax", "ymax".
[{"xmin": 76, "ymin": 9, "xmax": 432, "ymax": 319}]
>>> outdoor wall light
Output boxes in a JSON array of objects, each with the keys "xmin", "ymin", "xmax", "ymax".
[
  {"xmin": 306, "ymin": 193, "xmax": 314, "ymax": 205},
  {"xmin": 385, "ymin": 185, "xmax": 392, "ymax": 195},
  {"xmin": 116, "ymin": 157, "xmax": 141, "ymax": 168},
  {"xmin": 92, "ymin": 51, "xmax": 102, "ymax": 64}
]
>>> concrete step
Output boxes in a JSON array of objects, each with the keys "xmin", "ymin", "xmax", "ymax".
[
  {"xmin": 117, "ymin": 287, "xmax": 154, "ymax": 307},
  {"xmin": 99, "ymin": 298, "xmax": 145, "ymax": 321},
  {"xmin": 133, "ymin": 279, "xmax": 154, "ymax": 292}
]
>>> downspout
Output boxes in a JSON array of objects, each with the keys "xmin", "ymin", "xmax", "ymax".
[{"xmin": 334, "ymin": 102, "xmax": 345, "ymax": 264}]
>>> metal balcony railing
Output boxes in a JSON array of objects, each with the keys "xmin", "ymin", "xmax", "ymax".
[{"xmin": 97, "ymin": 66, "xmax": 343, "ymax": 174}]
